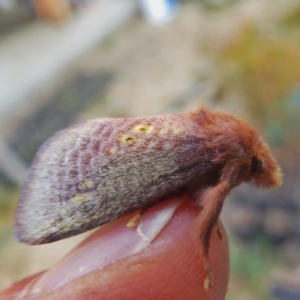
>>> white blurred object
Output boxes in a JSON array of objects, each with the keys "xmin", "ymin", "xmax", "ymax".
[
  {"xmin": 0, "ymin": 0, "xmax": 16, "ymax": 11},
  {"xmin": 139, "ymin": 0, "xmax": 178, "ymax": 25}
]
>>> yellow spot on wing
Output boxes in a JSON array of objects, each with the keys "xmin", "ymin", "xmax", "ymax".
[
  {"xmin": 70, "ymin": 194, "xmax": 85, "ymax": 202},
  {"xmin": 172, "ymin": 126, "xmax": 184, "ymax": 135},
  {"xmin": 120, "ymin": 134, "xmax": 136, "ymax": 145},
  {"xmin": 134, "ymin": 124, "xmax": 153, "ymax": 134},
  {"xmin": 160, "ymin": 125, "xmax": 184, "ymax": 136},
  {"xmin": 80, "ymin": 181, "xmax": 93, "ymax": 190}
]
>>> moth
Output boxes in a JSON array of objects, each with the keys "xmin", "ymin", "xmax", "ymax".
[{"xmin": 15, "ymin": 106, "xmax": 282, "ymax": 288}]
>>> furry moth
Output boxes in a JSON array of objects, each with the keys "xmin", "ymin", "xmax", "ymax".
[{"xmin": 15, "ymin": 106, "xmax": 282, "ymax": 288}]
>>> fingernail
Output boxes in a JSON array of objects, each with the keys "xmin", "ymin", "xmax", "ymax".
[{"xmin": 22, "ymin": 198, "xmax": 184, "ymax": 296}]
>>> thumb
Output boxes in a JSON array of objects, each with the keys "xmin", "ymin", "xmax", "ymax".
[{"xmin": 1, "ymin": 198, "xmax": 229, "ymax": 300}]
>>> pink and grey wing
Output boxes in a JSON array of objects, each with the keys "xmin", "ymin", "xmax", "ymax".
[
  {"xmin": 15, "ymin": 118, "xmax": 116, "ymax": 244},
  {"xmin": 15, "ymin": 113, "xmax": 204, "ymax": 244}
]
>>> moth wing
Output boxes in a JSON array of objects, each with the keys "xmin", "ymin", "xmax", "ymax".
[{"xmin": 15, "ymin": 114, "xmax": 205, "ymax": 244}]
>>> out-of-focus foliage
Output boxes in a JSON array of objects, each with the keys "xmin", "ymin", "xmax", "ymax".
[
  {"xmin": 0, "ymin": 186, "xmax": 18, "ymax": 244},
  {"xmin": 216, "ymin": 22, "xmax": 300, "ymax": 129},
  {"xmin": 279, "ymin": 5, "xmax": 300, "ymax": 31},
  {"xmin": 266, "ymin": 88, "xmax": 300, "ymax": 147},
  {"xmin": 0, "ymin": 187, "xmax": 17, "ymax": 217},
  {"xmin": 229, "ymin": 237, "xmax": 275, "ymax": 299}
]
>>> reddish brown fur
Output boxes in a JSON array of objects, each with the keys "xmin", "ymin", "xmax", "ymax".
[{"xmin": 190, "ymin": 107, "xmax": 281, "ymax": 189}]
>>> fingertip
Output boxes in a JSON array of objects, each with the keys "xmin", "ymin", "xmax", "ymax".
[
  {"xmin": 0, "ymin": 272, "xmax": 45, "ymax": 300},
  {"xmin": 64, "ymin": 202, "xmax": 229, "ymax": 300},
  {"xmin": 2, "ymin": 200, "xmax": 229, "ymax": 300}
]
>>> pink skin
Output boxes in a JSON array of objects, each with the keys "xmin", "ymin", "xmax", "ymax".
[{"xmin": 1, "ymin": 198, "xmax": 229, "ymax": 300}]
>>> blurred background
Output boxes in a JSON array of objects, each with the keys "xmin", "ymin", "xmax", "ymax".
[{"xmin": 0, "ymin": 0, "xmax": 300, "ymax": 299}]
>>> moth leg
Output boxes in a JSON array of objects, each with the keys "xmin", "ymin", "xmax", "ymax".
[
  {"xmin": 196, "ymin": 181, "xmax": 229, "ymax": 290},
  {"xmin": 214, "ymin": 224, "xmax": 222, "ymax": 240},
  {"xmin": 127, "ymin": 212, "xmax": 143, "ymax": 228},
  {"xmin": 127, "ymin": 206, "xmax": 150, "ymax": 228}
]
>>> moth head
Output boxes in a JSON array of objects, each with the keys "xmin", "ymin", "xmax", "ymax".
[{"xmin": 249, "ymin": 138, "xmax": 282, "ymax": 189}]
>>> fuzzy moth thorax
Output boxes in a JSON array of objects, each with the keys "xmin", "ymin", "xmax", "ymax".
[{"xmin": 190, "ymin": 106, "xmax": 282, "ymax": 190}]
